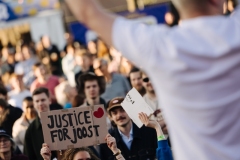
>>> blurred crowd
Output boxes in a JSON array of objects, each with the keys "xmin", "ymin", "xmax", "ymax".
[
  {"xmin": 0, "ymin": 0, "xmax": 237, "ymax": 159},
  {"xmin": 0, "ymin": 33, "xmax": 167, "ymax": 160}
]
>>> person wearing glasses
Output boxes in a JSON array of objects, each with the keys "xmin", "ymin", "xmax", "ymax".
[
  {"xmin": 142, "ymin": 73, "xmax": 169, "ymax": 138},
  {"xmin": 12, "ymin": 97, "xmax": 37, "ymax": 153},
  {"xmin": 0, "ymin": 129, "xmax": 29, "ymax": 160}
]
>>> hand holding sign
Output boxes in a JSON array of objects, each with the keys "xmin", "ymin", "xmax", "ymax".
[
  {"xmin": 121, "ymin": 88, "xmax": 154, "ymax": 128},
  {"xmin": 40, "ymin": 105, "xmax": 108, "ymax": 151},
  {"xmin": 40, "ymin": 143, "xmax": 51, "ymax": 160}
]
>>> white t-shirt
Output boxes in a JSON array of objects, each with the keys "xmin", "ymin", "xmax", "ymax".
[
  {"xmin": 8, "ymin": 90, "xmax": 32, "ymax": 109},
  {"xmin": 112, "ymin": 7, "xmax": 240, "ymax": 160}
]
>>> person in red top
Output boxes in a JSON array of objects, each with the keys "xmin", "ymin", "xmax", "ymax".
[{"xmin": 30, "ymin": 62, "xmax": 60, "ymax": 102}]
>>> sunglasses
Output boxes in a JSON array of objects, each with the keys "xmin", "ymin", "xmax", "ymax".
[{"xmin": 142, "ymin": 77, "xmax": 149, "ymax": 83}]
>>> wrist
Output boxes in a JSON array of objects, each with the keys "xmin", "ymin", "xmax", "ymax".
[{"xmin": 112, "ymin": 148, "xmax": 119, "ymax": 154}]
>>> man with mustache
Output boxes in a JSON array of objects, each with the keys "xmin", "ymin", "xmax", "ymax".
[{"xmin": 100, "ymin": 97, "xmax": 157, "ymax": 160}]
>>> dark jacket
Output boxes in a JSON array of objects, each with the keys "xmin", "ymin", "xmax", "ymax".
[
  {"xmin": 0, "ymin": 105, "xmax": 22, "ymax": 136},
  {"xmin": 24, "ymin": 117, "xmax": 57, "ymax": 160},
  {"xmin": 100, "ymin": 122, "xmax": 157, "ymax": 160},
  {"xmin": 11, "ymin": 154, "xmax": 29, "ymax": 160}
]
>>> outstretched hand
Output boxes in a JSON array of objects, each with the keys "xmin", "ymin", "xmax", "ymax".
[
  {"xmin": 139, "ymin": 112, "xmax": 159, "ymax": 129},
  {"xmin": 40, "ymin": 143, "xmax": 51, "ymax": 160}
]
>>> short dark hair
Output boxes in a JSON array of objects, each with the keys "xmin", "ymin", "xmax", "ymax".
[
  {"xmin": 32, "ymin": 62, "xmax": 42, "ymax": 71},
  {"xmin": 77, "ymin": 73, "xmax": 105, "ymax": 95},
  {"xmin": 32, "ymin": 87, "xmax": 50, "ymax": 98},
  {"xmin": 23, "ymin": 96, "xmax": 33, "ymax": 102},
  {"xmin": 0, "ymin": 99, "xmax": 8, "ymax": 109},
  {"xmin": 0, "ymin": 84, "xmax": 7, "ymax": 96},
  {"xmin": 129, "ymin": 67, "xmax": 141, "ymax": 75}
]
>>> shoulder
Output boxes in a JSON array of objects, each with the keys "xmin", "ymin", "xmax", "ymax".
[
  {"xmin": 9, "ymin": 105, "xmax": 23, "ymax": 113},
  {"xmin": 13, "ymin": 116, "xmax": 24, "ymax": 126},
  {"xmin": 26, "ymin": 119, "xmax": 37, "ymax": 131}
]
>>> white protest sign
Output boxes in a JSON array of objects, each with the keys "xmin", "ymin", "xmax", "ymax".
[
  {"xmin": 121, "ymin": 88, "xmax": 154, "ymax": 128},
  {"xmin": 40, "ymin": 105, "xmax": 108, "ymax": 151}
]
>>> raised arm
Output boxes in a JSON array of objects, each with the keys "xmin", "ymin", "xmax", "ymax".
[{"xmin": 65, "ymin": 0, "xmax": 117, "ymax": 46}]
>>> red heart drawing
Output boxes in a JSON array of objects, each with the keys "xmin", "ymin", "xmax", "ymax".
[{"xmin": 93, "ymin": 107, "xmax": 104, "ymax": 118}]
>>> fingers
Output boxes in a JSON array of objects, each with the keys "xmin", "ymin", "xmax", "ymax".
[
  {"xmin": 42, "ymin": 143, "xmax": 49, "ymax": 148},
  {"xmin": 105, "ymin": 134, "xmax": 112, "ymax": 141}
]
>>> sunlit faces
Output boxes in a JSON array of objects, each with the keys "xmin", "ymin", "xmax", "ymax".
[
  {"xmin": 109, "ymin": 107, "xmax": 131, "ymax": 128},
  {"xmin": 33, "ymin": 93, "xmax": 51, "ymax": 117},
  {"xmin": 73, "ymin": 151, "xmax": 91, "ymax": 160},
  {"xmin": 0, "ymin": 137, "xmax": 11, "ymax": 153},
  {"xmin": 75, "ymin": 55, "xmax": 91, "ymax": 68},
  {"xmin": 34, "ymin": 64, "xmax": 47, "ymax": 78},
  {"xmin": 142, "ymin": 74, "xmax": 154, "ymax": 93},
  {"xmin": 129, "ymin": 71, "xmax": 143, "ymax": 91},
  {"xmin": 93, "ymin": 60, "xmax": 108, "ymax": 76},
  {"xmin": 21, "ymin": 46, "xmax": 31, "ymax": 60},
  {"xmin": 22, "ymin": 100, "xmax": 35, "ymax": 116},
  {"xmin": 0, "ymin": 94, "xmax": 6, "ymax": 100},
  {"xmin": 84, "ymin": 80, "xmax": 100, "ymax": 100},
  {"xmin": 10, "ymin": 76, "xmax": 24, "ymax": 90}
]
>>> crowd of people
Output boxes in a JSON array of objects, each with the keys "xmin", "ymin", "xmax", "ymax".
[
  {"xmin": 0, "ymin": 29, "xmax": 170, "ymax": 159},
  {"xmin": 0, "ymin": 0, "xmax": 239, "ymax": 160}
]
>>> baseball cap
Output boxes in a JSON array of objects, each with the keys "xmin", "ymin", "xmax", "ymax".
[
  {"xmin": 107, "ymin": 97, "xmax": 124, "ymax": 113},
  {"xmin": 0, "ymin": 129, "xmax": 11, "ymax": 139}
]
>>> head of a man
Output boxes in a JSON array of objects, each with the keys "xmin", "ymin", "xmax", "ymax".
[
  {"xmin": 22, "ymin": 96, "xmax": 37, "ymax": 118},
  {"xmin": 0, "ymin": 130, "xmax": 15, "ymax": 153},
  {"xmin": 129, "ymin": 68, "xmax": 144, "ymax": 91},
  {"xmin": 41, "ymin": 35, "xmax": 51, "ymax": 49},
  {"xmin": 21, "ymin": 44, "xmax": 32, "ymax": 60},
  {"xmin": 75, "ymin": 50, "xmax": 92, "ymax": 69},
  {"xmin": 9, "ymin": 74, "xmax": 24, "ymax": 90},
  {"xmin": 172, "ymin": 0, "xmax": 225, "ymax": 19},
  {"xmin": 78, "ymin": 73, "xmax": 105, "ymax": 100},
  {"xmin": 142, "ymin": 73, "xmax": 155, "ymax": 94},
  {"xmin": 33, "ymin": 62, "xmax": 48, "ymax": 78},
  {"xmin": 107, "ymin": 97, "xmax": 131, "ymax": 128},
  {"xmin": 32, "ymin": 87, "xmax": 51, "ymax": 118},
  {"xmin": 93, "ymin": 58, "xmax": 108, "ymax": 76}
]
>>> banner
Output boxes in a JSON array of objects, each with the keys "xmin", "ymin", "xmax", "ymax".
[
  {"xmin": 0, "ymin": 0, "xmax": 60, "ymax": 21},
  {"xmin": 40, "ymin": 105, "xmax": 108, "ymax": 151}
]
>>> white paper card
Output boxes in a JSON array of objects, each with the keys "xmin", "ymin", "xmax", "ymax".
[{"xmin": 121, "ymin": 88, "xmax": 154, "ymax": 128}]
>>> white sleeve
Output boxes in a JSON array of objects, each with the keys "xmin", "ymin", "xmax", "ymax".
[
  {"xmin": 231, "ymin": 0, "xmax": 240, "ymax": 22},
  {"xmin": 112, "ymin": 17, "xmax": 169, "ymax": 70}
]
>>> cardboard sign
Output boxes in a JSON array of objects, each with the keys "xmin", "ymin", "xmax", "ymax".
[
  {"xmin": 40, "ymin": 105, "xmax": 108, "ymax": 151},
  {"xmin": 121, "ymin": 88, "xmax": 154, "ymax": 128}
]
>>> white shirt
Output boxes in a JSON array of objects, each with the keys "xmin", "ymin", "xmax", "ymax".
[
  {"xmin": 8, "ymin": 89, "xmax": 31, "ymax": 109},
  {"xmin": 62, "ymin": 54, "xmax": 81, "ymax": 87},
  {"xmin": 113, "ymin": 7, "xmax": 240, "ymax": 160},
  {"xmin": 12, "ymin": 115, "xmax": 34, "ymax": 152},
  {"xmin": 118, "ymin": 125, "xmax": 133, "ymax": 150}
]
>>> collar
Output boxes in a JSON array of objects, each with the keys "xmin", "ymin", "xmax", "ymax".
[
  {"xmin": 86, "ymin": 98, "xmax": 106, "ymax": 106},
  {"xmin": 118, "ymin": 123, "xmax": 133, "ymax": 138},
  {"xmin": 114, "ymin": 122, "xmax": 142, "ymax": 143}
]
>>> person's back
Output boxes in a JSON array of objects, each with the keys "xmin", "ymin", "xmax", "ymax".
[
  {"xmin": 112, "ymin": 10, "xmax": 240, "ymax": 160},
  {"xmin": 64, "ymin": 0, "xmax": 240, "ymax": 159}
]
